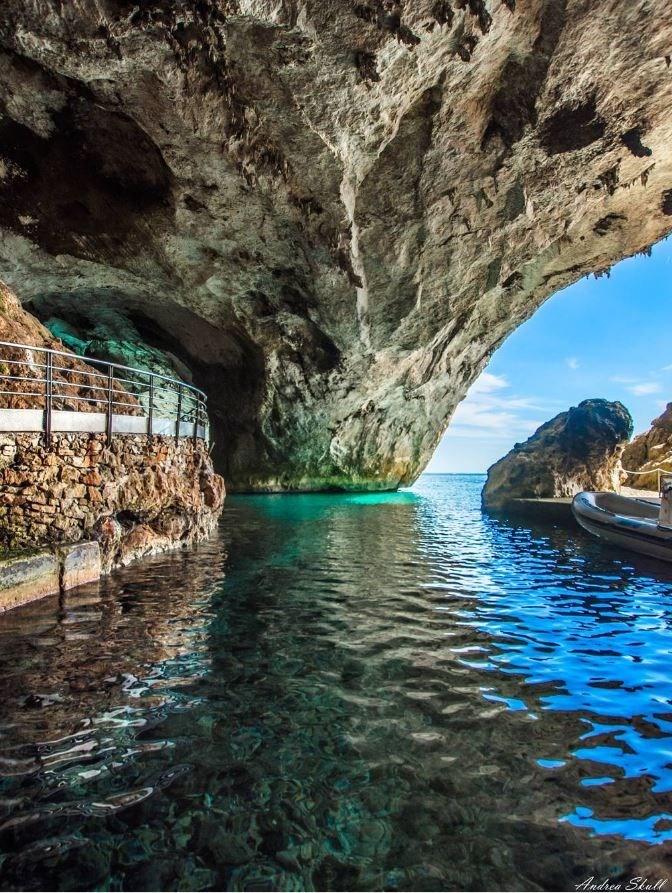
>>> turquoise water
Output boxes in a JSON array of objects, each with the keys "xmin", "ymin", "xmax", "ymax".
[{"xmin": 1, "ymin": 474, "xmax": 672, "ymax": 890}]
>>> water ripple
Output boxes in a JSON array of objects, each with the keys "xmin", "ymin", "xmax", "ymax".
[{"xmin": 0, "ymin": 475, "xmax": 671, "ymax": 889}]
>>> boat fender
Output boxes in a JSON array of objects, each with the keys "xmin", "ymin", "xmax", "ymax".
[{"xmin": 658, "ymin": 475, "xmax": 672, "ymax": 530}]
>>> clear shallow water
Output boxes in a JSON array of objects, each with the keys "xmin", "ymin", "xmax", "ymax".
[{"xmin": 1, "ymin": 474, "xmax": 672, "ymax": 890}]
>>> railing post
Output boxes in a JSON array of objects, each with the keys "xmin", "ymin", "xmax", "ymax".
[
  {"xmin": 175, "ymin": 384, "xmax": 182, "ymax": 440},
  {"xmin": 44, "ymin": 351, "xmax": 53, "ymax": 447},
  {"xmin": 0, "ymin": 343, "xmax": 209, "ymax": 450},
  {"xmin": 147, "ymin": 374, "xmax": 154, "ymax": 439},
  {"xmin": 106, "ymin": 365, "xmax": 114, "ymax": 444}
]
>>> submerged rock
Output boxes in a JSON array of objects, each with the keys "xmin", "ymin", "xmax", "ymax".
[
  {"xmin": 482, "ymin": 399, "xmax": 633, "ymax": 510},
  {"xmin": 621, "ymin": 403, "xmax": 672, "ymax": 491},
  {"xmin": 0, "ymin": 4, "xmax": 671, "ymax": 489}
]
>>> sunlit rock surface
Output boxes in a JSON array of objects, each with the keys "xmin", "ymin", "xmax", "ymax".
[
  {"xmin": 0, "ymin": 432, "xmax": 225, "ymax": 571},
  {"xmin": 0, "ymin": 280, "xmax": 78, "ymax": 363},
  {"xmin": 622, "ymin": 403, "xmax": 672, "ymax": 492},
  {"xmin": 0, "ymin": 1, "xmax": 671, "ymax": 489},
  {"xmin": 482, "ymin": 398, "xmax": 633, "ymax": 509}
]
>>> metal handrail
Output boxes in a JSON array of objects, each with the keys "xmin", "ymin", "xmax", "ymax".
[
  {"xmin": 0, "ymin": 340, "xmax": 207, "ymax": 397},
  {"xmin": 0, "ymin": 340, "xmax": 208, "ymax": 446}
]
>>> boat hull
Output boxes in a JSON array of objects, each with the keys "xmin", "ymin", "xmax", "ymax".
[{"xmin": 572, "ymin": 491, "xmax": 672, "ymax": 563}]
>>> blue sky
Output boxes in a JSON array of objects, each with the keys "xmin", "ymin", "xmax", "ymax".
[{"xmin": 427, "ymin": 237, "xmax": 672, "ymax": 474}]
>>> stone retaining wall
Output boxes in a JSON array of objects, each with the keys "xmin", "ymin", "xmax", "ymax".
[{"xmin": 0, "ymin": 432, "xmax": 225, "ymax": 575}]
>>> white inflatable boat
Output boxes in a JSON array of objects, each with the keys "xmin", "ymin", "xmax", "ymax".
[{"xmin": 571, "ymin": 491, "xmax": 672, "ymax": 562}]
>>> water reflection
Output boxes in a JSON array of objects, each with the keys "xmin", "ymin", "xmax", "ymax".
[
  {"xmin": 0, "ymin": 475, "xmax": 670, "ymax": 889},
  {"xmin": 0, "ymin": 547, "xmax": 226, "ymax": 889}
]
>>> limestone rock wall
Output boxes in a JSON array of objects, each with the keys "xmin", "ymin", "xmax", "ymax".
[
  {"xmin": 482, "ymin": 398, "xmax": 633, "ymax": 510},
  {"xmin": 621, "ymin": 403, "xmax": 672, "ymax": 492},
  {"xmin": 0, "ymin": 280, "xmax": 56, "ymax": 348},
  {"xmin": 1, "ymin": 2, "xmax": 672, "ymax": 489},
  {"xmin": 0, "ymin": 433, "xmax": 225, "ymax": 570}
]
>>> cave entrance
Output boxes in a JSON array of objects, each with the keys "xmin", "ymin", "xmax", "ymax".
[
  {"xmin": 426, "ymin": 237, "xmax": 672, "ymax": 477},
  {"xmin": 24, "ymin": 289, "xmax": 266, "ymax": 485}
]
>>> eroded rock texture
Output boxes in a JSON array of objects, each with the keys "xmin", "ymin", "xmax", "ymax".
[
  {"xmin": 482, "ymin": 398, "xmax": 633, "ymax": 509},
  {"xmin": 0, "ymin": 1, "xmax": 671, "ymax": 490},
  {"xmin": 0, "ymin": 281, "xmax": 141, "ymax": 412},
  {"xmin": 622, "ymin": 403, "xmax": 672, "ymax": 492},
  {"xmin": 0, "ymin": 432, "xmax": 225, "ymax": 570}
]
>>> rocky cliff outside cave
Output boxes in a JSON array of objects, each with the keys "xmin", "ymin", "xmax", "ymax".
[{"xmin": 1, "ymin": 0, "xmax": 671, "ymax": 490}]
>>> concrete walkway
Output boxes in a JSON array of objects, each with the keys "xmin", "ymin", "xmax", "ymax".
[{"xmin": 503, "ymin": 488, "xmax": 660, "ymax": 522}]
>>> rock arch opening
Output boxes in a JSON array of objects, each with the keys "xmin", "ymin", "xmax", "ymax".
[{"xmin": 429, "ymin": 237, "xmax": 672, "ymax": 479}]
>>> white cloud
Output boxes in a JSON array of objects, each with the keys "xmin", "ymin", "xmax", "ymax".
[
  {"xmin": 448, "ymin": 371, "xmax": 549, "ymax": 439},
  {"xmin": 452, "ymin": 403, "xmax": 520, "ymax": 431},
  {"xmin": 627, "ymin": 382, "xmax": 661, "ymax": 396},
  {"xmin": 448, "ymin": 427, "xmax": 524, "ymax": 441},
  {"xmin": 609, "ymin": 375, "xmax": 663, "ymax": 396},
  {"xmin": 610, "ymin": 375, "xmax": 638, "ymax": 384},
  {"xmin": 448, "ymin": 420, "xmax": 544, "ymax": 440},
  {"xmin": 566, "ymin": 357, "xmax": 580, "ymax": 370},
  {"xmin": 468, "ymin": 371, "xmax": 508, "ymax": 395}
]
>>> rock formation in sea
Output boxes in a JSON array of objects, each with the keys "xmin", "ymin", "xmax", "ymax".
[
  {"xmin": 0, "ymin": 2, "xmax": 671, "ymax": 490},
  {"xmin": 621, "ymin": 403, "xmax": 672, "ymax": 492},
  {"xmin": 482, "ymin": 399, "xmax": 633, "ymax": 510}
]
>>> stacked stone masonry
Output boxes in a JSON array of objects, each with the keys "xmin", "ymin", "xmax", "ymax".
[{"xmin": 0, "ymin": 432, "xmax": 225, "ymax": 573}]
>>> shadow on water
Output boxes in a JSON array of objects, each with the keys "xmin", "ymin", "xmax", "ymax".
[{"xmin": 0, "ymin": 475, "xmax": 671, "ymax": 890}]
